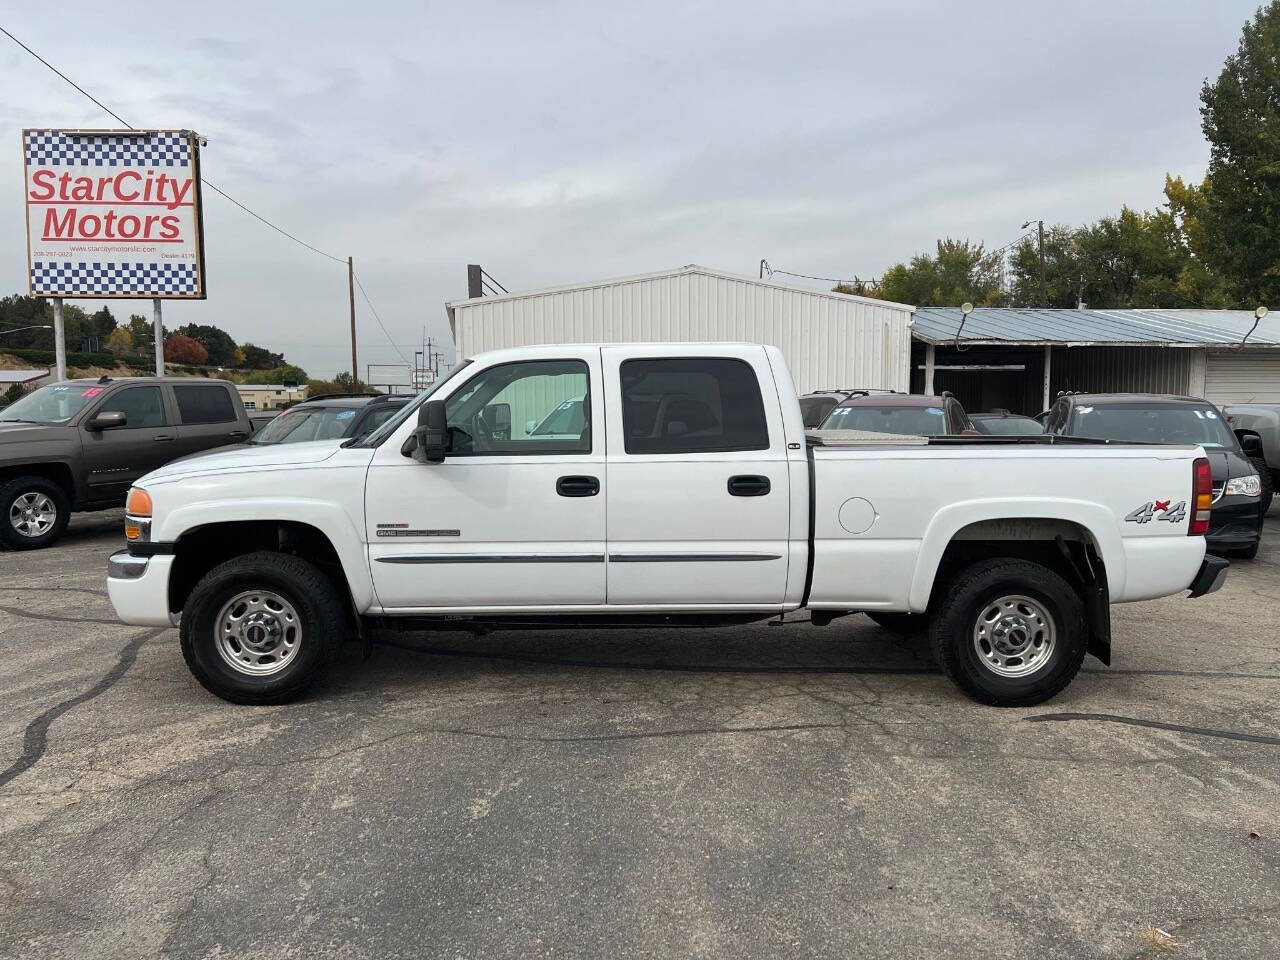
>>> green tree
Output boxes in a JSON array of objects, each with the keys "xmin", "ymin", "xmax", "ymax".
[
  {"xmin": 1199, "ymin": 2, "xmax": 1280, "ymax": 305},
  {"xmin": 240, "ymin": 342, "xmax": 284, "ymax": 370},
  {"xmin": 859, "ymin": 238, "xmax": 1003, "ymax": 307},
  {"xmin": 242, "ymin": 364, "xmax": 309, "ymax": 385}
]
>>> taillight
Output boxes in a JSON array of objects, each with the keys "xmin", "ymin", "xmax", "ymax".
[{"xmin": 1190, "ymin": 457, "xmax": 1212, "ymax": 536}]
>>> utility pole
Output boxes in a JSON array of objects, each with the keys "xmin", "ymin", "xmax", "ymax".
[
  {"xmin": 1038, "ymin": 220, "xmax": 1047, "ymax": 308},
  {"xmin": 51, "ymin": 297, "xmax": 66, "ymax": 382},
  {"xmin": 347, "ymin": 256, "xmax": 358, "ymax": 387}
]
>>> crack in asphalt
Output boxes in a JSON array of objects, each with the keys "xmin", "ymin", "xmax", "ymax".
[
  {"xmin": 0, "ymin": 584, "xmax": 109, "ymax": 597},
  {"xmin": 0, "ymin": 628, "xmax": 165, "ymax": 789},
  {"xmin": 0, "ymin": 604, "xmax": 127, "ymax": 626},
  {"xmin": 1026, "ymin": 712, "xmax": 1280, "ymax": 746}
]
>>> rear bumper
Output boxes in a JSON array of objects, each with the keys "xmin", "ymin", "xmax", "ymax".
[
  {"xmin": 1188, "ymin": 554, "xmax": 1230, "ymax": 598},
  {"xmin": 107, "ymin": 550, "xmax": 178, "ymax": 627}
]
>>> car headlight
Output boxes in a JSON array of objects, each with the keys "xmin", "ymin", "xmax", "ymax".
[
  {"xmin": 124, "ymin": 487, "xmax": 153, "ymax": 542},
  {"xmin": 1225, "ymin": 474, "xmax": 1262, "ymax": 497}
]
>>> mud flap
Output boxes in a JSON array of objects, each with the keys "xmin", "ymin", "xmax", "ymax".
[{"xmin": 1056, "ymin": 536, "xmax": 1110, "ymax": 665}]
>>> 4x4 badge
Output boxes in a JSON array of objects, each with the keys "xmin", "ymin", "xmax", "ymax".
[{"xmin": 1125, "ymin": 500, "xmax": 1187, "ymax": 524}]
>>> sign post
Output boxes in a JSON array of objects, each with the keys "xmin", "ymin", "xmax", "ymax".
[
  {"xmin": 51, "ymin": 296, "xmax": 65, "ymax": 381},
  {"xmin": 22, "ymin": 128, "xmax": 207, "ymax": 378}
]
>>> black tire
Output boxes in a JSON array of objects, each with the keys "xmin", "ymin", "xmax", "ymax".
[
  {"xmin": 865, "ymin": 611, "xmax": 930, "ymax": 634},
  {"xmin": 930, "ymin": 558, "xmax": 1087, "ymax": 707},
  {"xmin": 0, "ymin": 475, "xmax": 70, "ymax": 550},
  {"xmin": 180, "ymin": 551, "xmax": 345, "ymax": 705},
  {"xmin": 1250, "ymin": 458, "xmax": 1273, "ymax": 515}
]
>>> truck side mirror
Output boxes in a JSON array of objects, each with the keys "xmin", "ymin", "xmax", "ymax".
[
  {"xmin": 88, "ymin": 410, "xmax": 127, "ymax": 431},
  {"xmin": 1239, "ymin": 432, "xmax": 1264, "ymax": 457},
  {"xmin": 414, "ymin": 400, "xmax": 448, "ymax": 463},
  {"xmin": 484, "ymin": 402, "xmax": 511, "ymax": 441}
]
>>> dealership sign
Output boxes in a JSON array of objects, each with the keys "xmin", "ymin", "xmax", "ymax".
[{"xmin": 23, "ymin": 129, "xmax": 207, "ymax": 299}]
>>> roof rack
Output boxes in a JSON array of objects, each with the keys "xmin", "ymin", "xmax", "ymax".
[{"xmin": 304, "ymin": 392, "xmax": 380, "ymax": 401}]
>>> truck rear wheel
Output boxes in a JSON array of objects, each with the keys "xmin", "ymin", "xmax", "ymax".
[
  {"xmin": 0, "ymin": 476, "xmax": 69, "ymax": 550},
  {"xmin": 930, "ymin": 559, "xmax": 1087, "ymax": 707},
  {"xmin": 180, "ymin": 551, "xmax": 345, "ymax": 704}
]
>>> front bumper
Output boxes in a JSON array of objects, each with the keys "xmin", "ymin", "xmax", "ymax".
[
  {"xmin": 107, "ymin": 549, "xmax": 178, "ymax": 627},
  {"xmin": 1206, "ymin": 497, "xmax": 1263, "ymax": 553},
  {"xmin": 1188, "ymin": 554, "xmax": 1230, "ymax": 598}
]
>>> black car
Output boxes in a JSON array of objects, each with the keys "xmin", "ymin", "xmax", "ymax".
[
  {"xmin": 1045, "ymin": 393, "xmax": 1263, "ymax": 558},
  {"xmin": 820, "ymin": 391, "xmax": 976, "ymax": 436},
  {"xmin": 970, "ymin": 410, "xmax": 1045, "ymax": 436},
  {"xmin": 249, "ymin": 393, "xmax": 412, "ymax": 446}
]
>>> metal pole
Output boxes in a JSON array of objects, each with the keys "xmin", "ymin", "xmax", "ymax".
[
  {"xmin": 1037, "ymin": 220, "xmax": 1047, "ymax": 308},
  {"xmin": 924, "ymin": 344, "xmax": 936, "ymax": 395},
  {"xmin": 348, "ymin": 257, "xmax": 358, "ymax": 387},
  {"xmin": 1042, "ymin": 345, "xmax": 1052, "ymax": 411},
  {"xmin": 51, "ymin": 297, "xmax": 66, "ymax": 382},
  {"xmin": 153, "ymin": 298, "xmax": 164, "ymax": 377}
]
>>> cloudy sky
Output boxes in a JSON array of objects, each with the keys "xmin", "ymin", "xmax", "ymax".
[{"xmin": 0, "ymin": 0, "xmax": 1262, "ymax": 378}]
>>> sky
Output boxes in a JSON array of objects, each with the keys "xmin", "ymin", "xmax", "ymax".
[{"xmin": 0, "ymin": 0, "xmax": 1263, "ymax": 379}]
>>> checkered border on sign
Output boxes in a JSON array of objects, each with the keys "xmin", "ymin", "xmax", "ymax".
[
  {"xmin": 30, "ymin": 261, "xmax": 200, "ymax": 296},
  {"xmin": 23, "ymin": 131, "xmax": 191, "ymax": 168}
]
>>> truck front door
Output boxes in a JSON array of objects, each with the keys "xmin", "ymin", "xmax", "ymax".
[
  {"xmin": 365, "ymin": 349, "xmax": 607, "ymax": 610},
  {"xmin": 80, "ymin": 383, "xmax": 176, "ymax": 504},
  {"xmin": 601, "ymin": 346, "xmax": 792, "ymax": 607}
]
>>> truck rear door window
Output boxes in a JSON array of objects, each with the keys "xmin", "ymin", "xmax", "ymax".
[
  {"xmin": 620, "ymin": 357, "xmax": 769, "ymax": 454},
  {"xmin": 175, "ymin": 384, "xmax": 237, "ymax": 425}
]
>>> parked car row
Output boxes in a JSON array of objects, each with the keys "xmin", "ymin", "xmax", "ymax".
[
  {"xmin": 0, "ymin": 378, "xmax": 412, "ymax": 549},
  {"xmin": 801, "ymin": 386, "xmax": 1268, "ymax": 558}
]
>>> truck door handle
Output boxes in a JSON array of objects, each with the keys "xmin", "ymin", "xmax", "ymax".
[
  {"xmin": 228, "ymin": 430, "xmax": 248, "ymax": 438},
  {"xmin": 153, "ymin": 435, "xmax": 174, "ymax": 442},
  {"xmin": 556, "ymin": 475, "xmax": 600, "ymax": 497},
  {"xmin": 727, "ymin": 475, "xmax": 771, "ymax": 497}
]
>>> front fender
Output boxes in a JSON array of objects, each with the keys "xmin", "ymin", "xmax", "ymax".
[
  {"xmin": 158, "ymin": 497, "xmax": 375, "ymax": 611},
  {"xmin": 907, "ymin": 497, "xmax": 1124, "ymax": 611}
]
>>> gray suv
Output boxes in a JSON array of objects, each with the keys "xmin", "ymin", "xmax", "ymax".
[{"xmin": 0, "ymin": 376, "xmax": 251, "ymax": 549}]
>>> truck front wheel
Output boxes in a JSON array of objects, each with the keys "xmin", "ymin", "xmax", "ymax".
[
  {"xmin": 180, "ymin": 551, "xmax": 345, "ymax": 704},
  {"xmin": 930, "ymin": 559, "xmax": 1087, "ymax": 707},
  {"xmin": 0, "ymin": 476, "xmax": 69, "ymax": 550}
]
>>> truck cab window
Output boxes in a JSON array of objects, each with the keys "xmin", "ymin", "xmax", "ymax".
[
  {"xmin": 620, "ymin": 357, "xmax": 769, "ymax": 454},
  {"xmin": 175, "ymin": 385, "xmax": 236, "ymax": 424},
  {"xmin": 444, "ymin": 360, "xmax": 590, "ymax": 455}
]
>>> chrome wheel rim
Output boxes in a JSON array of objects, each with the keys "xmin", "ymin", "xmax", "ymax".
[
  {"xmin": 9, "ymin": 492, "xmax": 57, "ymax": 538},
  {"xmin": 971, "ymin": 594, "xmax": 1056, "ymax": 678},
  {"xmin": 213, "ymin": 589, "xmax": 303, "ymax": 677}
]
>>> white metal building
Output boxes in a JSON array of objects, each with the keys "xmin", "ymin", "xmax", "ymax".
[{"xmin": 446, "ymin": 265, "xmax": 914, "ymax": 394}]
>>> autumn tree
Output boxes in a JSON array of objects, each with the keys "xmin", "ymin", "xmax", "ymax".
[
  {"xmin": 105, "ymin": 327, "xmax": 134, "ymax": 355},
  {"xmin": 163, "ymin": 333, "xmax": 209, "ymax": 366}
]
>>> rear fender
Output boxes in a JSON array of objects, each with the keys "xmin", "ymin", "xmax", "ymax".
[{"xmin": 908, "ymin": 498, "xmax": 1124, "ymax": 612}]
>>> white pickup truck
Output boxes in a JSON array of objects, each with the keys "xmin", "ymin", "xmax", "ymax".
[{"xmin": 107, "ymin": 343, "xmax": 1227, "ymax": 707}]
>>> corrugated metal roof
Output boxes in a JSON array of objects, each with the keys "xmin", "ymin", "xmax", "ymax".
[{"xmin": 911, "ymin": 307, "xmax": 1280, "ymax": 346}]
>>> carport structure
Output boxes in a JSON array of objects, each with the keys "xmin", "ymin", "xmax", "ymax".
[{"xmin": 910, "ymin": 307, "xmax": 1280, "ymax": 415}]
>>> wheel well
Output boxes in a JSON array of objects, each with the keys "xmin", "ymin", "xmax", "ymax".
[
  {"xmin": 168, "ymin": 520, "xmax": 348, "ymax": 615},
  {"xmin": 930, "ymin": 518, "xmax": 1104, "ymax": 610},
  {"xmin": 0, "ymin": 463, "xmax": 75, "ymax": 503}
]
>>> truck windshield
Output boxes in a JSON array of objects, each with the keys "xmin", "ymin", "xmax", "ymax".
[
  {"xmin": 530, "ymin": 396, "xmax": 586, "ymax": 435},
  {"xmin": 821, "ymin": 404, "xmax": 947, "ymax": 436},
  {"xmin": 1068, "ymin": 403, "xmax": 1238, "ymax": 448},
  {"xmin": 0, "ymin": 382, "xmax": 99, "ymax": 424},
  {"xmin": 351, "ymin": 360, "xmax": 473, "ymax": 447}
]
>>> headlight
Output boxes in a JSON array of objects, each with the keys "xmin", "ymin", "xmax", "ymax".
[
  {"xmin": 1225, "ymin": 474, "xmax": 1262, "ymax": 497},
  {"xmin": 124, "ymin": 487, "xmax": 153, "ymax": 542}
]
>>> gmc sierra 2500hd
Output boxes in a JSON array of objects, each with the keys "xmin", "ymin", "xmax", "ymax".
[{"xmin": 107, "ymin": 343, "xmax": 1227, "ymax": 707}]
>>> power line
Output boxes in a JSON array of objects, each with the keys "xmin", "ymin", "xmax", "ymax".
[
  {"xmin": 1, "ymin": 24, "xmax": 346, "ymax": 265},
  {"xmin": 353, "ymin": 274, "xmax": 411, "ymax": 367},
  {"xmin": 760, "ymin": 260, "xmax": 880, "ymax": 287}
]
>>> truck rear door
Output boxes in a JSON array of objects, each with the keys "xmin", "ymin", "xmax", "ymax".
[
  {"xmin": 601, "ymin": 345, "xmax": 791, "ymax": 606},
  {"xmin": 171, "ymin": 383, "xmax": 249, "ymax": 458}
]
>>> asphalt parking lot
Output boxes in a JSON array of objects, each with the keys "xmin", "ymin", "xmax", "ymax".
[{"xmin": 2, "ymin": 512, "xmax": 1279, "ymax": 960}]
